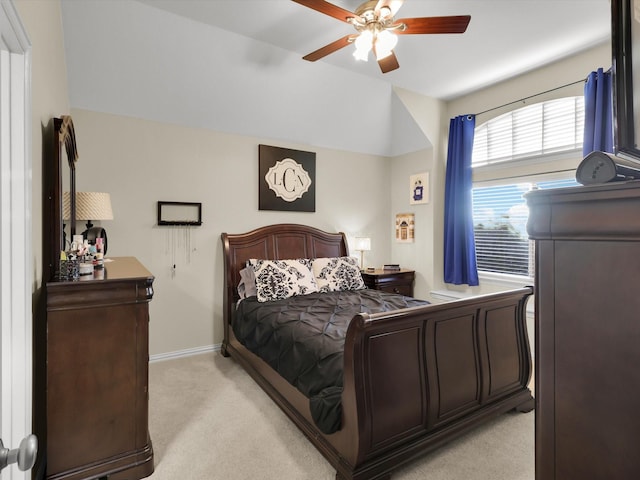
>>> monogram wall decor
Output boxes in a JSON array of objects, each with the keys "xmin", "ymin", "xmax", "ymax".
[{"xmin": 259, "ymin": 144, "xmax": 316, "ymax": 212}]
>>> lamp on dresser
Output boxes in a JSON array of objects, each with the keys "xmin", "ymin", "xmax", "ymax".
[
  {"xmin": 354, "ymin": 237, "xmax": 371, "ymax": 270},
  {"xmin": 63, "ymin": 191, "xmax": 113, "ymax": 253}
]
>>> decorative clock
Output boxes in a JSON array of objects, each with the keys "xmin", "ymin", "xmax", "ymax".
[{"xmin": 259, "ymin": 144, "xmax": 316, "ymax": 212}]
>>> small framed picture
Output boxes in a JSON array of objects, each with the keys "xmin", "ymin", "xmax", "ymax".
[
  {"xmin": 395, "ymin": 213, "xmax": 415, "ymax": 243},
  {"xmin": 410, "ymin": 172, "xmax": 429, "ymax": 205}
]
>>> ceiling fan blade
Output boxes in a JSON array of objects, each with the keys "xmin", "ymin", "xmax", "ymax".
[
  {"xmin": 292, "ymin": 0, "xmax": 357, "ymax": 24},
  {"xmin": 375, "ymin": 0, "xmax": 404, "ymax": 17},
  {"xmin": 378, "ymin": 51, "xmax": 400, "ymax": 73},
  {"xmin": 396, "ymin": 15, "xmax": 471, "ymax": 34},
  {"xmin": 303, "ymin": 34, "xmax": 353, "ymax": 62}
]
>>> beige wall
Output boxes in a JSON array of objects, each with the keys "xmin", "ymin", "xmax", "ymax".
[
  {"xmin": 69, "ymin": 109, "xmax": 393, "ymax": 356},
  {"xmin": 16, "ymin": 0, "xmax": 613, "ymax": 356},
  {"xmin": 14, "ymin": 0, "xmax": 70, "ymax": 293},
  {"xmin": 390, "ymin": 88, "xmax": 447, "ymax": 297},
  {"xmin": 389, "ymin": 147, "xmax": 437, "ymax": 297}
]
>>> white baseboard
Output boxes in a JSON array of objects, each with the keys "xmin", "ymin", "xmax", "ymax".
[
  {"xmin": 150, "ymin": 344, "xmax": 221, "ymax": 363},
  {"xmin": 429, "ymin": 289, "xmax": 467, "ymax": 302}
]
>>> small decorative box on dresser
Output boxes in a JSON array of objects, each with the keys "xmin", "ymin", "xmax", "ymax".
[
  {"xmin": 361, "ymin": 268, "xmax": 415, "ymax": 297},
  {"xmin": 526, "ymin": 181, "xmax": 640, "ymax": 480},
  {"xmin": 38, "ymin": 257, "xmax": 155, "ymax": 480}
]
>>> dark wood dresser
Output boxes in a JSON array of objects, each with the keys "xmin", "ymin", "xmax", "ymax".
[
  {"xmin": 526, "ymin": 181, "xmax": 640, "ymax": 479},
  {"xmin": 361, "ymin": 268, "xmax": 415, "ymax": 297},
  {"xmin": 41, "ymin": 257, "xmax": 154, "ymax": 480}
]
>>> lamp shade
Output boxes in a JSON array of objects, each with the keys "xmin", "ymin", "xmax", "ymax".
[
  {"xmin": 353, "ymin": 30, "xmax": 373, "ymax": 61},
  {"xmin": 63, "ymin": 192, "xmax": 114, "ymax": 221},
  {"xmin": 374, "ymin": 30, "xmax": 398, "ymax": 60},
  {"xmin": 354, "ymin": 237, "xmax": 371, "ymax": 251}
]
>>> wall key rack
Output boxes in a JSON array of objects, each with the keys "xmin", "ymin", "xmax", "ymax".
[{"xmin": 157, "ymin": 201, "xmax": 202, "ymax": 226}]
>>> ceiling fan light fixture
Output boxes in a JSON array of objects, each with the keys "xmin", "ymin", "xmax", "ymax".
[
  {"xmin": 378, "ymin": 6, "xmax": 392, "ymax": 19},
  {"xmin": 353, "ymin": 29, "xmax": 373, "ymax": 61},
  {"xmin": 374, "ymin": 29, "xmax": 398, "ymax": 59},
  {"xmin": 294, "ymin": 0, "xmax": 470, "ymax": 74},
  {"xmin": 353, "ymin": 47, "xmax": 369, "ymax": 61}
]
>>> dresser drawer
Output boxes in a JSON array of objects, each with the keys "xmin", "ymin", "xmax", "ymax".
[{"xmin": 377, "ymin": 284, "xmax": 413, "ymax": 296}]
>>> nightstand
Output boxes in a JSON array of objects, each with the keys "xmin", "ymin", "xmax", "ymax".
[{"xmin": 361, "ymin": 269, "xmax": 415, "ymax": 297}]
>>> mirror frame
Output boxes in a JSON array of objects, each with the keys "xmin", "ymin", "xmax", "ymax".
[
  {"xmin": 44, "ymin": 116, "xmax": 78, "ymax": 282},
  {"xmin": 612, "ymin": 0, "xmax": 640, "ymax": 161}
]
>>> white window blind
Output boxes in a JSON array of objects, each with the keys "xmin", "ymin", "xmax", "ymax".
[
  {"xmin": 472, "ymin": 179, "xmax": 579, "ymax": 278},
  {"xmin": 473, "ymin": 97, "xmax": 584, "ymax": 167},
  {"xmin": 471, "ymin": 96, "xmax": 585, "ymax": 279}
]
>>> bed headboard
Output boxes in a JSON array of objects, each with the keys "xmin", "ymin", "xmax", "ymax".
[{"xmin": 221, "ymin": 223, "xmax": 348, "ymax": 332}]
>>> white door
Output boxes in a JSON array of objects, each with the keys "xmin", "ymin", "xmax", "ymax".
[{"xmin": 0, "ymin": 1, "xmax": 33, "ymax": 479}]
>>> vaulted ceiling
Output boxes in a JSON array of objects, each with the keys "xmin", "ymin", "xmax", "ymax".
[
  {"xmin": 60, "ymin": 0, "xmax": 610, "ymax": 156},
  {"xmin": 135, "ymin": 0, "xmax": 610, "ymax": 99}
]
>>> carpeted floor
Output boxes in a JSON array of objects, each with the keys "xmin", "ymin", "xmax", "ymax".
[{"xmin": 147, "ymin": 352, "xmax": 534, "ymax": 480}]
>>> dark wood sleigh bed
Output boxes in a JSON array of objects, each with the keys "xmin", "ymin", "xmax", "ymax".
[{"xmin": 221, "ymin": 223, "xmax": 534, "ymax": 480}]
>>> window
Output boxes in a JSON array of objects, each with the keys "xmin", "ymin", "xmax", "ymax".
[
  {"xmin": 472, "ymin": 178, "xmax": 579, "ymax": 278},
  {"xmin": 471, "ymin": 97, "xmax": 583, "ymax": 280},
  {"xmin": 473, "ymin": 97, "xmax": 584, "ymax": 167}
]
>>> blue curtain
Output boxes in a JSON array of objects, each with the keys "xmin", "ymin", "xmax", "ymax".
[
  {"xmin": 444, "ymin": 114, "xmax": 479, "ymax": 286},
  {"xmin": 583, "ymin": 67, "xmax": 613, "ymax": 156}
]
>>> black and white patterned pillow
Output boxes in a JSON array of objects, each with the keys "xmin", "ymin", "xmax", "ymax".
[
  {"xmin": 250, "ymin": 258, "xmax": 318, "ymax": 302},
  {"xmin": 312, "ymin": 256, "xmax": 365, "ymax": 293}
]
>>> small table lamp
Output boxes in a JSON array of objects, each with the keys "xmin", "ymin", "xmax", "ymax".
[
  {"xmin": 63, "ymin": 192, "xmax": 114, "ymax": 254},
  {"xmin": 354, "ymin": 237, "xmax": 371, "ymax": 270}
]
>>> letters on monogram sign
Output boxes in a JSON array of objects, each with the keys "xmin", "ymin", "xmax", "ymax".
[
  {"xmin": 265, "ymin": 158, "xmax": 312, "ymax": 202},
  {"xmin": 259, "ymin": 145, "xmax": 316, "ymax": 212}
]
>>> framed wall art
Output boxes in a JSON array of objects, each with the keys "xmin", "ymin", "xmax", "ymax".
[
  {"xmin": 395, "ymin": 213, "xmax": 415, "ymax": 243},
  {"xmin": 259, "ymin": 144, "xmax": 316, "ymax": 212},
  {"xmin": 410, "ymin": 172, "xmax": 429, "ymax": 205}
]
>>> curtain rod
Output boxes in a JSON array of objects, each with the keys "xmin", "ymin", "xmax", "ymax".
[{"xmin": 475, "ymin": 78, "xmax": 586, "ymax": 117}]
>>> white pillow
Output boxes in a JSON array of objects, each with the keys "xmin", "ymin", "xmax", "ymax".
[
  {"xmin": 250, "ymin": 258, "xmax": 318, "ymax": 302},
  {"xmin": 312, "ymin": 256, "xmax": 365, "ymax": 293}
]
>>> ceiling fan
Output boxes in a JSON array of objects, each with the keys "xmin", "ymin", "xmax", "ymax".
[{"xmin": 292, "ymin": 0, "xmax": 470, "ymax": 73}]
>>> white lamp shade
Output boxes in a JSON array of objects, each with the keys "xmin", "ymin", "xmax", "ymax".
[
  {"xmin": 354, "ymin": 237, "xmax": 371, "ymax": 251},
  {"xmin": 353, "ymin": 30, "xmax": 373, "ymax": 61},
  {"xmin": 63, "ymin": 192, "xmax": 114, "ymax": 221},
  {"xmin": 375, "ymin": 30, "xmax": 398, "ymax": 60}
]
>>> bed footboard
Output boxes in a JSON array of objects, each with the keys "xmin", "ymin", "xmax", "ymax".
[{"xmin": 338, "ymin": 286, "xmax": 533, "ymax": 479}]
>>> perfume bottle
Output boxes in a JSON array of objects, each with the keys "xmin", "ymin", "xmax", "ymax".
[{"xmin": 95, "ymin": 237, "xmax": 104, "ymax": 269}]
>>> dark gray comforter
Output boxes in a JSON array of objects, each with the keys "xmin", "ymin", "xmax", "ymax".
[{"xmin": 233, "ymin": 289, "xmax": 429, "ymax": 434}]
